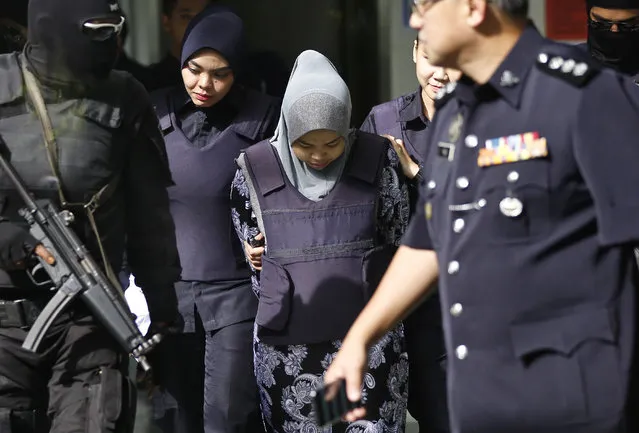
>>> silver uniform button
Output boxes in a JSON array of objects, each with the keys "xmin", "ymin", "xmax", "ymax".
[
  {"xmin": 477, "ymin": 198, "xmax": 487, "ymax": 208},
  {"xmin": 453, "ymin": 218, "xmax": 465, "ymax": 233},
  {"xmin": 573, "ymin": 62, "xmax": 589, "ymax": 77},
  {"xmin": 450, "ymin": 303, "xmax": 463, "ymax": 316},
  {"xmin": 427, "ymin": 180, "xmax": 436, "ymax": 190},
  {"xmin": 465, "ymin": 135, "xmax": 478, "ymax": 148},
  {"xmin": 499, "ymin": 197, "xmax": 524, "ymax": 217},
  {"xmin": 448, "ymin": 261, "xmax": 460, "ymax": 275},
  {"xmin": 561, "ymin": 59, "xmax": 576, "ymax": 73},
  {"xmin": 456, "ymin": 177, "xmax": 470, "ymax": 190},
  {"xmin": 537, "ymin": 53, "xmax": 549, "ymax": 64},
  {"xmin": 507, "ymin": 171, "xmax": 520, "ymax": 183},
  {"xmin": 456, "ymin": 345, "xmax": 468, "ymax": 360},
  {"xmin": 549, "ymin": 56, "xmax": 564, "ymax": 70}
]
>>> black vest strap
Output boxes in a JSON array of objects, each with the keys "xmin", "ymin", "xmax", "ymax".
[
  {"xmin": 244, "ymin": 140, "xmax": 285, "ymax": 196},
  {"xmin": 151, "ymin": 88, "xmax": 173, "ymax": 133},
  {"xmin": 346, "ymin": 131, "xmax": 387, "ymax": 186}
]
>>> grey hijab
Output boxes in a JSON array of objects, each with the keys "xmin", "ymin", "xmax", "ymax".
[{"xmin": 271, "ymin": 50, "xmax": 354, "ymax": 201}]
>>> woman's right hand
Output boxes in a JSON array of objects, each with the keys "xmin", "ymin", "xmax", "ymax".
[
  {"xmin": 244, "ymin": 233, "xmax": 265, "ymax": 271},
  {"xmin": 383, "ymin": 134, "xmax": 420, "ymax": 179},
  {"xmin": 323, "ymin": 335, "xmax": 369, "ymax": 422}
]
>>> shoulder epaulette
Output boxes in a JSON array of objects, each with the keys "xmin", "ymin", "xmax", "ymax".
[
  {"xmin": 535, "ymin": 50, "xmax": 600, "ymax": 87},
  {"xmin": 435, "ymin": 82, "xmax": 456, "ymax": 109},
  {"xmin": 398, "ymin": 92, "xmax": 416, "ymax": 111}
]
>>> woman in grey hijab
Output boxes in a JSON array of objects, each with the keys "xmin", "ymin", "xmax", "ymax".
[{"xmin": 231, "ymin": 50, "xmax": 411, "ymax": 432}]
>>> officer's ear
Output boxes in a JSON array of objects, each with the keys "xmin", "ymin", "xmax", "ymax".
[{"xmin": 465, "ymin": 0, "xmax": 490, "ymax": 29}]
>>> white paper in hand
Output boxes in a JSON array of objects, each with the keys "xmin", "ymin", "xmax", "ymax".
[{"xmin": 124, "ymin": 275, "xmax": 151, "ymax": 336}]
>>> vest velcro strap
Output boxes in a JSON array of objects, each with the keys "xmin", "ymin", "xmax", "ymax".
[
  {"xmin": 346, "ymin": 131, "xmax": 387, "ymax": 185},
  {"xmin": 244, "ymin": 140, "xmax": 285, "ymax": 196}
]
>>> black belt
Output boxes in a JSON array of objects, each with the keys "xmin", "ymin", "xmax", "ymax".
[{"xmin": 0, "ymin": 299, "xmax": 42, "ymax": 328}]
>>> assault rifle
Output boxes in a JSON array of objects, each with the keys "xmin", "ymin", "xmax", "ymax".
[{"xmin": 0, "ymin": 136, "xmax": 160, "ymax": 371}]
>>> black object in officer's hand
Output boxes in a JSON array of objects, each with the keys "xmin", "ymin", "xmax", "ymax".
[
  {"xmin": 311, "ymin": 379, "xmax": 363, "ymax": 427},
  {"xmin": 0, "ymin": 135, "xmax": 161, "ymax": 372}
]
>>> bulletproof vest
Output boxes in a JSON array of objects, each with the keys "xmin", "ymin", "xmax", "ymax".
[
  {"xmin": 239, "ymin": 132, "xmax": 391, "ymax": 345},
  {"xmin": 154, "ymin": 88, "xmax": 273, "ymax": 281},
  {"xmin": 369, "ymin": 94, "xmax": 423, "ymax": 163},
  {"xmin": 0, "ymin": 53, "xmax": 129, "ymax": 288}
]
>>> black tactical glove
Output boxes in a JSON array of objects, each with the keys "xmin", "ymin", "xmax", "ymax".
[{"xmin": 0, "ymin": 221, "xmax": 39, "ymax": 270}]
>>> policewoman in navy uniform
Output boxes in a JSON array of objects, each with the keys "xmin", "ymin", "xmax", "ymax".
[
  {"xmin": 326, "ymin": 1, "xmax": 639, "ymax": 432},
  {"xmin": 151, "ymin": 6, "xmax": 279, "ymax": 433},
  {"xmin": 360, "ymin": 37, "xmax": 460, "ymax": 433}
]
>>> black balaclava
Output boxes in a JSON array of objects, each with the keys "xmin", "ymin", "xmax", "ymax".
[
  {"xmin": 25, "ymin": 0, "xmax": 123, "ymax": 86},
  {"xmin": 587, "ymin": 0, "xmax": 639, "ymax": 75}
]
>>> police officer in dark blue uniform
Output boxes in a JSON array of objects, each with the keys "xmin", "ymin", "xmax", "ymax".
[
  {"xmin": 150, "ymin": 6, "xmax": 279, "ymax": 433},
  {"xmin": 583, "ymin": 0, "xmax": 639, "ymax": 81},
  {"xmin": 360, "ymin": 37, "xmax": 460, "ymax": 433},
  {"xmin": 0, "ymin": 0, "xmax": 181, "ymax": 431},
  {"xmin": 326, "ymin": 1, "xmax": 639, "ymax": 432}
]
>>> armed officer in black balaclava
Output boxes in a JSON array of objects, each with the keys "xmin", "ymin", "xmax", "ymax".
[
  {"xmin": 585, "ymin": 0, "xmax": 639, "ymax": 81},
  {"xmin": 0, "ymin": 0, "xmax": 181, "ymax": 432}
]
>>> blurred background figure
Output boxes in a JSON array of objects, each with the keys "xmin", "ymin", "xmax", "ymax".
[
  {"xmin": 145, "ymin": 0, "xmax": 212, "ymax": 92},
  {"xmin": 114, "ymin": 11, "xmax": 149, "ymax": 84}
]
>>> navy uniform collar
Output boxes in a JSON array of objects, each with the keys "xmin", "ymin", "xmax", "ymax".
[
  {"xmin": 455, "ymin": 24, "xmax": 545, "ymax": 108},
  {"xmin": 398, "ymin": 87, "xmax": 429, "ymax": 125}
]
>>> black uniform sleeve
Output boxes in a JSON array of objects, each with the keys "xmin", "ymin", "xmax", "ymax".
[
  {"xmin": 574, "ymin": 72, "xmax": 639, "ymax": 247},
  {"xmin": 123, "ymin": 78, "xmax": 180, "ymax": 323},
  {"xmin": 401, "ymin": 187, "xmax": 434, "ymax": 250}
]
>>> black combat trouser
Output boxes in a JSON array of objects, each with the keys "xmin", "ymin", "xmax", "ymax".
[{"xmin": 0, "ymin": 298, "xmax": 134, "ymax": 433}]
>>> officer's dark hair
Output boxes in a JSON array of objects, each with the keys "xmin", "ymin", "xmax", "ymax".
[
  {"xmin": 491, "ymin": 0, "xmax": 529, "ymax": 19},
  {"xmin": 162, "ymin": 0, "xmax": 212, "ymax": 17}
]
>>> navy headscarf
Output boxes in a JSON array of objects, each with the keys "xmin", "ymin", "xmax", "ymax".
[{"xmin": 180, "ymin": 6, "xmax": 244, "ymax": 73}]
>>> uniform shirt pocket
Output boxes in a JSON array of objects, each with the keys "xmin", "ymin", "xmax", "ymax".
[
  {"xmin": 477, "ymin": 159, "xmax": 551, "ymax": 244},
  {"xmin": 509, "ymin": 308, "xmax": 623, "ymax": 425}
]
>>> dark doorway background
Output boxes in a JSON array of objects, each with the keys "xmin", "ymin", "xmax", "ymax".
[{"xmin": 216, "ymin": 0, "xmax": 380, "ymax": 126}]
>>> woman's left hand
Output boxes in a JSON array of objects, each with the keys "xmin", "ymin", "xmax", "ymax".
[
  {"xmin": 383, "ymin": 134, "xmax": 420, "ymax": 179},
  {"xmin": 244, "ymin": 233, "xmax": 265, "ymax": 271}
]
